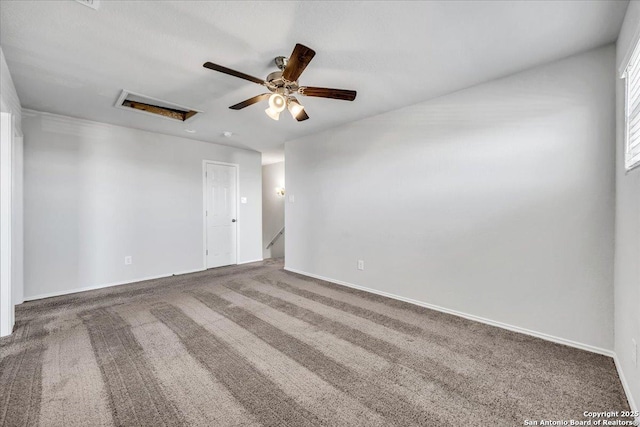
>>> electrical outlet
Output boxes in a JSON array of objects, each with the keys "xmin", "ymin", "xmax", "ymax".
[
  {"xmin": 632, "ymin": 339, "xmax": 637, "ymax": 367},
  {"xmin": 124, "ymin": 256, "xmax": 132, "ymax": 265},
  {"xmin": 357, "ymin": 260, "xmax": 364, "ymax": 271}
]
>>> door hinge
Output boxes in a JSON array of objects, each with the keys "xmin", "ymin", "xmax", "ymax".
[
  {"xmin": 206, "ymin": 249, "xmax": 208, "ymax": 255},
  {"xmin": 206, "ymin": 210, "xmax": 208, "ymax": 216}
]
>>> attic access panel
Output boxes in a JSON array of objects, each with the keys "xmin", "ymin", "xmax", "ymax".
[{"xmin": 115, "ymin": 90, "xmax": 201, "ymax": 122}]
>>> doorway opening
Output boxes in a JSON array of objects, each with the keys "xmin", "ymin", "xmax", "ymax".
[{"xmin": 262, "ymin": 161, "xmax": 285, "ymax": 261}]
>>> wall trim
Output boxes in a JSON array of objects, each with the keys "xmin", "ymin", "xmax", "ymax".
[
  {"xmin": 25, "ymin": 260, "xmax": 263, "ymax": 302},
  {"xmin": 24, "ymin": 268, "xmax": 205, "ymax": 302},
  {"xmin": 614, "ymin": 353, "xmax": 639, "ymax": 414},
  {"xmin": 238, "ymin": 258, "xmax": 263, "ymax": 265},
  {"xmin": 284, "ymin": 267, "xmax": 615, "ymax": 358},
  {"xmin": 0, "ymin": 112, "xmax": 14, "ymax": 337}
]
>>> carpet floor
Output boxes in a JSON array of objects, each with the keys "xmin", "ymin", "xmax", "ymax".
[{"xmin": 0, "ymin": 260, "xmax": 630, "ymax": 426}]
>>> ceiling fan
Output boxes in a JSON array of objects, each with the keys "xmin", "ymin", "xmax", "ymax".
[{"xmin": 203, "ymin": 43, "xmax": 357, "ymax": 122}]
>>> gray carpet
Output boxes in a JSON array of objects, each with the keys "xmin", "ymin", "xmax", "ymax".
[{"xmin": 0, "ymin": 260, "xmax": 630, "ymax": 426}]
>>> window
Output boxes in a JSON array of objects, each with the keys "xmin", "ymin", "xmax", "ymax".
[{"xmin": 623, "ymin": 36, "xmax": 640, "ymax": 171}]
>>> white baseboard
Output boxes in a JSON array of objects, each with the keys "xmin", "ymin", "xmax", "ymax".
[
  {"xmin": 614, "ymin": 353, "xmax": 639, "ymax": 413},
  {"xmin": 284, "ymin": 267, "xmax": 615, "ymax": 358},
  {"xmin": 24, "ymin": 260, "xmax": 264, "ymax": 302},
  {"xmin": 237, "ymin": 258, "xmax": 264, "ymax": 265},
  {"xmin": 24, "ymin": 268, "xmax": 206, "ymax": 301}
]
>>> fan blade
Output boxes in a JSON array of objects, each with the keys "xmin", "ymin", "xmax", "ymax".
[
  {"xmin": 296, "ymin": 109, "xmax": 310, "ymax": 122},
  {"xmin": 229, "ymin": 93, "xmax": 271, "ymax": 110},
  {"xmin": 299, "ymin": 86, "xmax": 357, "ymax": 101},
  {"xmin": 282, "ymin": 44, "xmax": 316, "ymax": 82},
  {"xmin": 203, "ymin": 62, "xmax": 265, "ymax": 85}
]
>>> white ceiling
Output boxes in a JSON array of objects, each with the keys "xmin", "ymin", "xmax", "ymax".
[{"xmin": 0, "ymin": 1, "xmax": 629, "ymax": 164}]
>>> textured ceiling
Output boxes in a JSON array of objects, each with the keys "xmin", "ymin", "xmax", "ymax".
[{"xmin": 0, "ymin": 1, "xmax": 629, "ymax": 164}]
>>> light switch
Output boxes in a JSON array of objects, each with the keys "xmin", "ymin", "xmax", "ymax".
[
  {"xmin": 240, "ymin": 197, "xmax": 247, "ymax": 204},
  {"xmin": 288, "ymin": 195, "xmax": 295, "ymax": 203}
]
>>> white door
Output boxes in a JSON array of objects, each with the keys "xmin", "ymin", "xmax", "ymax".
[{"xmin": 205, "ymin": 163, "xmax": 237, "ymax": 268}]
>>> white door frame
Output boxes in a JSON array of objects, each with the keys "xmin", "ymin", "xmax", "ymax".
[
  {"xmin": 0, "ymin": 112, "xmax": 13, "ymax": 337},
  {"xmin": 202, "ymin": 160, "xmax": 240, "ymax": 269}
]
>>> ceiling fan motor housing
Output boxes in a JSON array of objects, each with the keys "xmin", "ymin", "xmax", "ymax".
[{"xmin": 266, "ymin": 70, "xmax": 298, "ymax": 95}]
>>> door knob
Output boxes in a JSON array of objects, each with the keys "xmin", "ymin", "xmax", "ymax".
[{"xmin": 232, "ymin": 219, "xmax": 237, "ymax": 222}]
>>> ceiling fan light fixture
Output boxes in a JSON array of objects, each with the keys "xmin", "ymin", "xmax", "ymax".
[
  {"xmin": 268, "ymin": 93, "xmax": 286, "ymax": 113},
  {"xmin": 265, "ymin": 107, "xmax": 280, "ymax": 121},
  {"xmin": 288, "ymin": 97, "xmax": 305, "ymax": 119}
]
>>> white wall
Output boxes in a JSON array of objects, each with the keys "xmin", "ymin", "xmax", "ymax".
[
  {"xmin": 286, "ymin": 45, "xmax": 616, "ymax": 352},
  {"xmin": 0, "ymin": 47, "xmax": 23, "ymax": 336},
  {"xmin": 262, "ymin": 162, "xmax": 285, "ymax": 259},
  {"xmin": 23, "ymin": 111, "xmax": 262, "ymax": 300},
  {"xmin": 615, "ymin": 0, "xmax": 640, "ymax": 412}
]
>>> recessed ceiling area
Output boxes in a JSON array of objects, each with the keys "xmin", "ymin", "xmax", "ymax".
[{"xmin": 0, "ymin": 0, "xmax": 629, "ymax": 164}]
